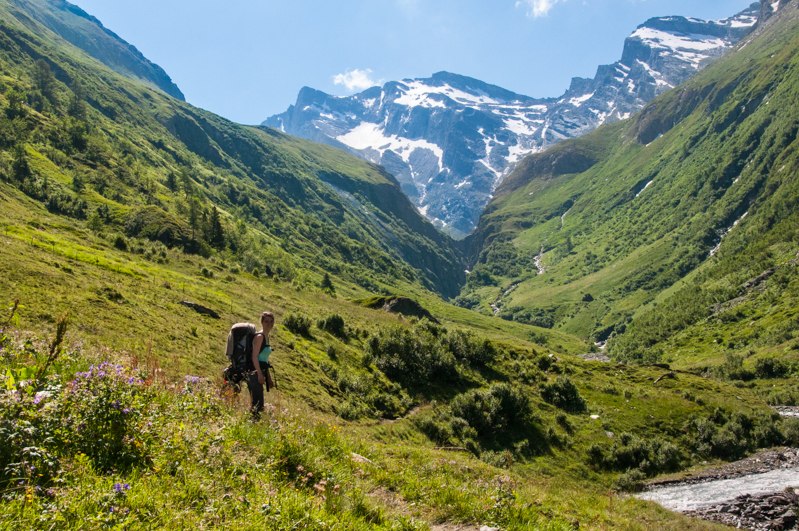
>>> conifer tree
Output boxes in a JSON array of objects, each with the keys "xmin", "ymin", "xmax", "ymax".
[
  {"xmin": 321, "ymin": 272, "xmax": 336, "ymax": 294},
  {"xmin": 188, "ymin": 197, "xmax": 200, "ymax": 239},
  {"xmin": 165, "ymin": 171, "xmax": 177, "ymax": 192},
  {"xmin": 179, "ymin": 167, "xmax": 193, "ymax": 197},
  {"xmin": 68, "ymin": 79, "xmax": 87, "ymax": 121},
  {"xmin": 210, "ymin": 206, "xmax": 225, "ymax": 249},
  {"xmin": 32, "ymin": 59, "xmax": 56, "ymax": 103}
]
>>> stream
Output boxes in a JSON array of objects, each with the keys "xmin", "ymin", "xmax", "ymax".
[
  {"xmin": 638, "ymin": 448, "xmax": 799, "ymax": 530},
  {"xmin": 638, "ymin": 467, "xmax": 799, "ymax": 512}
]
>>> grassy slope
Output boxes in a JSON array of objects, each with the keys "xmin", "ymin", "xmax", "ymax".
[
  {"xmin": 1, "ymin": 189, "xmax": 788, "ymax": 530},
  {"xmin": 0, "ymin": 0, "xmax": 465, "ymax": 300},
  {"xmin": 459, "ymin": 2, "xmax": 799, "ymax": 353}
]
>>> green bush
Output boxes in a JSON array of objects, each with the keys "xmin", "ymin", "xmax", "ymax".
[
  {"xmin": 783, "ymin": 418, "xmax": 799, "ymax": 446},
  {"xmin": 283, "ymin": 312, "xmax": 312, "ymax": 336},
  {"xmin": 614, "ymin": 469, "xmax": 646, "ymax": 493},
  {"xmin": 754, "ymin": 358, "xmax": 789, "ymax": 379},
  {"xmin": 450, "ymin": 383, "xmax": 531, "ymax": 438},
  {"xmin": 443, "ymin": 329, "xmax": 498, "ymax": 366},
  {"xmin": 540, "ymin": 376, "xmax": 586, "ymax": 413},
  {"xmin": 367, "ymin": 323, "xmax": 459, "ymax": 387},
  {"xmin": 113, "ymin": 234, "xmax": 128, "ymax": 251},
  {"xmin": 415, "ymin": 416, "xmax": 453, "ymax": 446},
  {"xmin": 318, "ymin": 314, "xmax": 347, "ymax": 339}
]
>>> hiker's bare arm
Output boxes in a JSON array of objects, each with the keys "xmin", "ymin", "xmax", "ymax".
[{"xmin": 252, "ymin": 335, "xmax": 265, "ymax": 385}]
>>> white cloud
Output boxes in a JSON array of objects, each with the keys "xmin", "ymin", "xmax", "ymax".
[
  {"xmin": 333, "ymin": 69, "xmax": 379, "ymax": 92},
  {"xmin": 516, "ymin": 0, "xmax": 566, "ymax": 18}
]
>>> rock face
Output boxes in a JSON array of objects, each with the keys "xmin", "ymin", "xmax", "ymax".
[
  {"xmin": 263, "ymin": 4, "xmax": 760, "ymax": 238},
  {"xmin": 10, "ymin": 0, "xmax": 185, "ymax": 100}
]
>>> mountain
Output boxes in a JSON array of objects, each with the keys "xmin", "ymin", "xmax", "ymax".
[
  {"xmin": 2, "ymin": 0, "xmax": 185, "ymax": 100},
  {"xmin": 458, "ymin": 0, "xmax": 799, "ymax": 365},
  {"xmin": 263, "ymin": 4, "xmax": 760, "ymax": 238}
]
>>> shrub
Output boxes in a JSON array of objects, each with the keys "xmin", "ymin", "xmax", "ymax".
[
  {"xmin": 283, "ymin": 312, "xmax": 312, "ymax": 336},
  {"xmin": 754, "ymin": 358, "xmax": 789, "ymax": 379},
  {"xmin": 230, "ymin": 265, "xmax": 241, "ymax": 274},
  {"xmin": 318, "ymin": 314, "xmax": 347, "ymax": 339},
  {"xmin": 540, "ymin": 376, "xmax": 586, "ymax": 413},
  {"xmin": 367, "ymin": 324, "xmax": 458, "ymax": 386},
  {"xmin": 0, "ymin": 380, "xmax": 61, "ymax": 488},
  {"xmin": 783, "ymin": 418, "xmax": 799, "ymax": 446},
  {"xmin": 113, "ymin": 234, "xmax": 128, "ymax": 251},
  {"xmin": 614, "ymin": 469, "xmax": 646, "ymax": 493},
  {"xmin": 444, "ymin": 329, "xmax": 498, "ymax": 367},
  {"xmin": 415, "ymin": 416, "xmax": 453, "ymax": 445},
  {"xmin": 450, "ymin": 383, "xmax": 531, "ymax": 437}
]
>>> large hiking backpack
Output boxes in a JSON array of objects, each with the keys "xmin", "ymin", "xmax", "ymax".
[{"xmin": 222, "ymin": 323, "xmax": 257, "ymax": 386}]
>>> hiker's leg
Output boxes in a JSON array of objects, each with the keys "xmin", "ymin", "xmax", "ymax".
[{"xmin": 247, "ymin": 371, "xmax": 264, "ymax": 419}]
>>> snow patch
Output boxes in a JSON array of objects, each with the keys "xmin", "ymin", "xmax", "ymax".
[
  {"xmin": 569, "ymin": 92, "xmax": 595, "ymax": 107},
  {"xmin": 337, "ymin": 122, "xmax": 446, "ymax": 172}
]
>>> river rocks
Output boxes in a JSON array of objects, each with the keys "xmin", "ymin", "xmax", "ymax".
[
  {"xmin": 685, "ymin": 488, "xmax": 799, "ymax": 530},
  {"xmin": 648, "ymin": 449, "xmax": 799, "ymax": 488},
  {"xmin": 775, "ymin": 407, "xmax": 799, "ymax": 418},
  {"xmin": 580, "ymin": 352, "xmax": 611, "ymax": 363}
]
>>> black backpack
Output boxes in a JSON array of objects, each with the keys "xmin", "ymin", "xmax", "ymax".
[{"xmin": 222, "ymin": 323, "xmax": 258, "ymax": 385}]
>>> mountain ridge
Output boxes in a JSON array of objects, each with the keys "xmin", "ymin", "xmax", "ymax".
[
  {"xmin": 264, "ymin": 3, "xmax": 761, "ymax": 239},
  {"xmin": 4, "ymin": 0, "xmax": 185, "ymax": 100}
]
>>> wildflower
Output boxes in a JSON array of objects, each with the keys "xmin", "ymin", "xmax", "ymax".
[{"xmin": 112, "ymin": 483, "xmax": 131, "ymax": 493}]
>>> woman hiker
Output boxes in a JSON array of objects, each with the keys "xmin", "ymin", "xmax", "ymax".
[{"xmin": 249, "ymin": 311, "xmax": 275, "ymax": 419}]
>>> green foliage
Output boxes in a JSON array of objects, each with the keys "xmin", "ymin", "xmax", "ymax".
[
  {"xmin": 539, "ymin": 376, "xmax": 586, "ymax": 413},
  {"xmin": 753, "ymin": 357, "xmax": 790, "ymax": 379},
  {"xmin": 613, "ymin": 469, "xmax": 646, "ymax": 493},
  {"xmin": 366, "ymin": 320, "xmax": 498, "ymax": 389},
  {"xmin": 450, "ymin": 383, "xmax": 531, "ymax": 438},
  {"xmin": 60, "ymin": 364, "xmax": 154, "ymax": 472},
  {"xmin": 283, "ymin": 312, "xmax": 313, "ymax": 336},
  {"xmin": 317, "ymin": 313, "xmax": 347, "ymax": 339}
]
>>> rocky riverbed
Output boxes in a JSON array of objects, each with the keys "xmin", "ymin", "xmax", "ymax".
[
  {"xmin": 639, "ymin": 449, "xmax": 799, "ymax": 530},
  {"xmin": 684, "ymin": 488, "xmax": 798, "ymax": 530}
]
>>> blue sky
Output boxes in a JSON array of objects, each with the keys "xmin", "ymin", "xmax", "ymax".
[{"xmin": 71, "ymin": 0, "xmax": 756, "ymax": 124}]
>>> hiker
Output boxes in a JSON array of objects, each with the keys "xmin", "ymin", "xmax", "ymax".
[{"xmin": 248, "ymin": 311, "xmax": 275, "ymax": 418}]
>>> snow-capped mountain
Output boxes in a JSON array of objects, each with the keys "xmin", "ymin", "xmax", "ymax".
[{"xmin": 263, "ymin": 3, "xmax": 760, "ymax": 238}]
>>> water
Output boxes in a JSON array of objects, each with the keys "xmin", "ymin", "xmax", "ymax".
[{"xmin": 638, "ymin": 468, "xmax": 799, "ymax": 512}]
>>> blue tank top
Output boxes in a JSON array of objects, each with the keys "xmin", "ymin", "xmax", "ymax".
[{"xmin": 257, "ymin": 335, "xmax": 271, "ymax": 363}]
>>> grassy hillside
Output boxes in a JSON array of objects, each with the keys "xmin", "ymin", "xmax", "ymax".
[
  {"xmin": 0, "ymin": 0, "xmax": 466, "ymax": 301},
  {"xmin": 459, "ymin": 1, "xmax": 799, "ymax": 359}
]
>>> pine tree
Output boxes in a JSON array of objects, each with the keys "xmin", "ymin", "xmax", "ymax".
[
  {"xmin": 179, "ymin": 167, "xmax": 193, "ymax": 197},
  {"xmin": 321, "ymin": 272, "xmax": 336, "ymax": 294},
  {"xmin": 32, "ymin": 59, "xmax": 56, "ymax": 103},
  {"xmin": 165, "ymin": 171, "xmax": 177, "ymax": 192},
  {"xmin": 210, "ymin": 206, "xmax": 225, "ymax": 249},
  {"xmin": 68, "ymin": 79, "xmax": 87, "ymax": 121},
  {"xmin": 12, "ymin": 144, "xmax": 30, "ymax": 181},
  {"xmin": 188, "ymin": 198, "xmax": 200, "ymax": 239}
]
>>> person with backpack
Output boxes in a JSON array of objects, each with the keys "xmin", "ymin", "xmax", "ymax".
[{"xmin": 248, "ymin": 311, "xmax": 275, "ymax": 419}]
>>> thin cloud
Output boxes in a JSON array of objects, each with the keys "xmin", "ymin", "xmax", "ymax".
[
  {"xmin": 516, "ymin": 0, "xmax": 566, "ymax": 18},
  {"xmin": 333, "ymin": 69, "xmax": 380, "ymax": 92}
]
